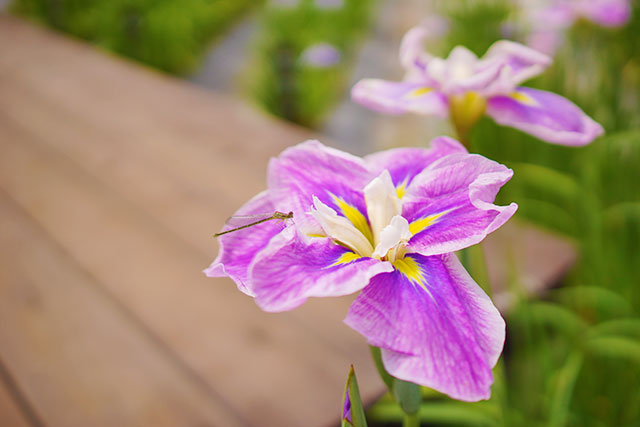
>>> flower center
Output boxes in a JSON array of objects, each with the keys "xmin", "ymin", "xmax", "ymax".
[
  {"xmin": 449, "ymin": 91, "xmax": 487, "ymax": 143},
  {"xmin": 311, "ymin": 171, "xmax": 412, "ymax": 262}
]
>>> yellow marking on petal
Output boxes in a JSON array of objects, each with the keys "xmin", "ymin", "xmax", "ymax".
[
  {"xmin": 332, "ymin": 196, "xmax": 374, "ymax": 245},
  {"xmin": 395, "ymin": 179, "xmax": 409, "ymax": 199},
  {"xmin": 330, "ymin": 251, "xmax": 362, "ymax": 267},
  {"xmin": 307, "ymin": 233, "xmax": 326, "ymax": 238},
  {"xmin": 394, "ymin": 256, "xmax": 434, "ymax": 298},
  {"xmin": 393, "ymin": 256, "xmax": 425, "ymax": 284},
  {"xmin": 406, "ymin": 87, "xmax": 433, "ymax": 98},
  {"xmin": 408, "ymin": 209, "xmax": 452, "ymax": 235},
  {"xmin": 510, "ymin": 91, "xmax": 538, "ymax": 106}
]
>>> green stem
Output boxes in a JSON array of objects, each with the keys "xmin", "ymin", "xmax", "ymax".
[
  {"xmin": 370, "ymin": 346, "xmax": 422, "ymax": 425},
  {"xmin": 449, "ymin": 92, "xmax": 486, "ymax": 152},
  {"xmin": 403, "ymin": 412, "xmax": 419, "ymax": 427},
  {"xmin": 452, "ymin": 117, "xmax": 470, "ymax": 149},
  {"xmin": 369, "ymin": 346, "xmax": 394, "ymax": 391}
]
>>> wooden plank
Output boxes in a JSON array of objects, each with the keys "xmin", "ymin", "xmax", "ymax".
[
  {"xmin": 0, "ymin": 194, "xmax": 246, "ymax": 427},
  {"xmin": 0, "ymin": 110, "xmax": 376, "ymax": 427},
  {"xmin": 0, "ymin": 34, "xmax": 371, "ymax": 366},
  {"xmin": 0, "ymin": 12, "xmax": 373, "ymax": 358},
  {"xmin": 0, "ymin": 376, "xmax": 32, "ymax": 427},
  {"xmin": 0, "ymin": 99, "xmax": 379, "ymax": 427},
  {"xmin": 0, "ymin": 12, "xmax": 382, "ymax": 419}
]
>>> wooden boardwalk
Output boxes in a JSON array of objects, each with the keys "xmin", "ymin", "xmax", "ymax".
[{"xmin": 0, "ymin": 14, "xmax": 575, "ymax": 427}]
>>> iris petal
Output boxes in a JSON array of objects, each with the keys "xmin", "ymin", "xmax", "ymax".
[
  {"xmin": 205, "ymin": 191, "xmax": 283, "ymax": 296},
  {"xmin": 344, "ymin": 253, "xmax": 505, "ymax": 401},
  {"xmin": 311, "ymin": 197, "xmax": 374, "ymax": 256},
  {"xmin": 364, "ymin": 136, "xmax": 467, "ymax": 192},
  {"xmin": 402, "ymin": 152, "xmax": 517, "ymax": 256},
  {"xmin": 351, "ymin": 79, "xmax": 448, "ymax": 116},
  {"xmin": 486, "ymin": 87, "xmax": 604, "ymax": 146},
  {"xmin": 364, "ymin": 170, "xmax": 402, "ymax": 246},
  {"xmin": 267, "ymin": 140, "xmax": 372, "ymax": 231},
  {"xmin": 250, "ymin": 228, "xmax": 393, "ymax": 312}
]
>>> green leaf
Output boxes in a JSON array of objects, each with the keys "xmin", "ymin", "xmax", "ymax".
[
  {"xmin": 603, "ymin": 202, "xmax": 640, "ymax": 224},
  {"xmin": 586, "ymin": 336, "xmax": 640, "ymax": 365},
  {"xmin": 523, "ymin": 302, "xmax": 589, "ymax": 337},
  {"xmin": 369, "ymin": 346, "xmax": 394, "ymax": 392},
  {"xmin": 588, "ymin": 318, "xmax": 640, "ymax": 340},
  {"xmin": 550, "ymin": 285, "xmax": 632, "ymax": 318},
  {"xmin": 369, "ymin": 347, "xmax": 421, "ymax": 417},
  {"xmin": 548, "ymin": 351, "xmax": 584, "ymax": 427},
  {"xmin": 392, "ymin": 378, "xmax": 421, "ymax": 415},
  {"xmin": 511, "ymin": 162, "xmax": 581, "ymax": 203},
  {"xmin": 513, "ymin": 197, "xmax": 578, "ymax": 236},
  {"xmin": 342, "ymin": 365, "xmax": 367, "ymax": 427},
  {"xmin": 368, "ymin": 401, "xmax": 497, "ymax": 426}
]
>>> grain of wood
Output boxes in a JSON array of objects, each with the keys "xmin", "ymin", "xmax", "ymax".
[
  {"xmin": 0, "ymin": 40, "xmax": 375, "ymax": 369},
  {"xmin": 0, "ymin": 194, "xmax": 247, "ymax": 427},
  {"xmin": 0, "ymin": 14, "xmax": 384, "ymax": 427},
  {"xmin": 0, "ymin": 377, "xmax": 32, "ymax": 427},
  {"xmin": 0, "ymin": 109, "xmax": 379, "ymax": 426}
]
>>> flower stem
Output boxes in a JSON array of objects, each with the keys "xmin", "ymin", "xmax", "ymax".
[
  {"xmin": 369, "ymin": 346, "xmax": 394, "ymax": 391},
  {"xmin": 370, "ymin": 346, "xmax": 422, "ymax": 425},
  {"xmin": 449, "ymin": 92, "xmax": 486, "ymax": 152},
  {"xmin": 403, "ymin": 412, "xmax": 419, "ymax": 427}
]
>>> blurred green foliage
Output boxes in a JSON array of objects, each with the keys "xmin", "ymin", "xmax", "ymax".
[
  {"xmin": 368, "ymin": 1, "xmax": 640, "ymax": 426},
  {"xmin": 10, "ymin": 0, "xmax": 261, "ymax": 74},
  {"xmin": 247, "ymin": 0, "xmax": 375, "ymax": 127},
  {"xmin": 435, "ymin": 0, "xmax": 511, "ymax": 57}
]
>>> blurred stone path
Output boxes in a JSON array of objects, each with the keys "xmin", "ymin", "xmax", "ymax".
[
  {"xmin": 188, "ymin": 15, "xmax": 258, "ymax": 94},
  {"xmin": 188, "ymin": 0, "xmax": 450, "ymax": 155}
]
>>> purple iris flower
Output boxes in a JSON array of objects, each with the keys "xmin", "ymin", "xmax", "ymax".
[
  {"xmin": 205, "ymin": 137, "xmax": 516, "ymax": 401},
  {"xmin": 342, "ymin": 387, "xmax": 352, "ymax": 423},
  {"xmin": 575, "ymin": 0, "xmax": 631, "ymax": 27},
  {"xmin": 352, "ymin": 27, "xmax": 604, "ymax": 146},
  {"xmin": 523, "ymin": 0, "xmax": 631, "ymax": 54},
  {"xmin": 300, "ymin": 43, "xmax": 342, "ymax": 68}
]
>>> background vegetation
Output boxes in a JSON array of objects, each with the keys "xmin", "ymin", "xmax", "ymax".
[
  {"xmin": 247, "ymin": 0, "xmax": 375, "ymax": 127},
  {"xmin": 10, "ymin": 0, "xmax": 262, "ymax": 73}
]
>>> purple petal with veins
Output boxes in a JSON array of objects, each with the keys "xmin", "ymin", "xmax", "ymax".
[
  {"xmin": 250, "ymin": 228, "xmax": 393, "ymax": 312},
  {"xmin": 486, "ymin": 87, "xmax": 604, "ymax": 146},
  {"xmin": 345, "ymin": 253, "xmax": 505, "ymax": 401},
  {"xmin": 365, "ymin": 136, "xmax": 467, "ymax": 190},
  {"xmin": 204, "ymin": 191, "xmax": 283, "ymax": 296},
  {"xmin": 351, "ymin": 79, "xmax": 448, "ymax": 117},
  {"xmin": 402, "ymin": 152, "xmax": 517, "ymax": 256}
]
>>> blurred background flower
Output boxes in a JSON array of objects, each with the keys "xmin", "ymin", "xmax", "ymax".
[
  {"xmin": 351, "ymin": 31, "xmax": 602, "ymax": 146},
  {"xmin": 517, "ymin": 0, "xmax": 632, "ymax": 54},
  {"xmin": 300, "ymin": 42, "xmax": 342, "ymax": 68}
]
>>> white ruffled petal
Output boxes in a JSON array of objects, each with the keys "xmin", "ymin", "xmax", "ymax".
[
  {"xmin": 311, "ymin": 196, "xmax": 374, "ymax": 256},
  {"xmin": 364, "ymin": 170, "xmax": 403, "ymax": 246},
  {"xmin": 372, "ymin": 215, "xmax": 412, "ymax": 259}
]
